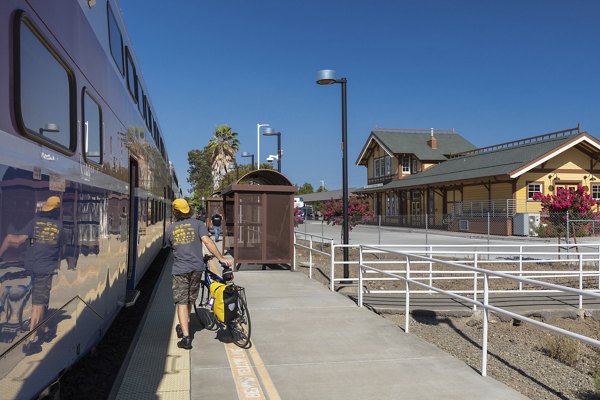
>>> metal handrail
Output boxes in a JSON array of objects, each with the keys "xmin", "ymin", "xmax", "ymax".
[
  {"xmin": 293, "ymin": 231, "xmax": 334, "ymax": 282},
  {"xmin": 357, "ymin": 244, "xmax": 600, "ymax": 377}
]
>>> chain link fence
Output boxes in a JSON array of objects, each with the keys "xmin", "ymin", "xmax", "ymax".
[{"xmin": 352, "ymin": 212, "xmax": 600, "ymax": 241}]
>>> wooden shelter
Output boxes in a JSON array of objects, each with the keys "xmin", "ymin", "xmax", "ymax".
[{"xmin": 221, "ymin": 170, "xmax": 296, "ymax": 268}]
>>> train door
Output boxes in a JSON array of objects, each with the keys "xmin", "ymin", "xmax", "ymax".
[{"xmin": 126, "ymin": 158, "xmax": 139, "ymax": 289}]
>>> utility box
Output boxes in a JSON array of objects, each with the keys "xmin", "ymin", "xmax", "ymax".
[{"xmin": 513, "ymin": 213, "xmax": 540, "ymax": 236}]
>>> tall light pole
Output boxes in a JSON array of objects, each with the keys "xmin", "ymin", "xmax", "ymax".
[
  {"xmin": 316, "ymin": 69, "xmax": 349, "ymax": 279},
  {"xmin": 257, "ymin": 123, "xmax": 270, "ymax": 169},
  {"xmin": 263, "ymin": 127, "xmax": 282, "ymax": 173},
  {"xmin": 241, "ymin": 151, "xmax": 255, "ymax": 170}
]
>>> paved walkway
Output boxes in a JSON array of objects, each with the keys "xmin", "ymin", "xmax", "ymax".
[{"xmin": 111, "ymin": 256, "xmax": 528, "ymax": 400}]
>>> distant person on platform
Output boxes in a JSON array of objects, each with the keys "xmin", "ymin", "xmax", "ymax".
[
  {"xmin": 0, "ymin": 195, "xmax": 64, "ymax": 355},
  {"xmin": 164, "ymin": 199, "xmax": 232, "ymax": 350},
  {"xmin": 211, "ymin": 211, "xmax": 223, "ymax": 242}
]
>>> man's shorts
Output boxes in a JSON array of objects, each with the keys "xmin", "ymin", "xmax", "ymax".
[
  {"xmin": 172, "ymin": 271, "xmax": 203, "ymax": 305},
  {"xmin": 31, "ymin": 274, "xmax": 53, "ymax": 306}
]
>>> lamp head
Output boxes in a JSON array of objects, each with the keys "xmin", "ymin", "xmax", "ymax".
[
  {"xmin": 242, "ymin": 151, "xmax": 251, "ymax": 157},
  {"xmin": 263, "ymin": 127, "xmax": 280, "ymax": 136},
  {"xmin": 316, "ymin": 69, "xmax": 337, "ymax": 85}
]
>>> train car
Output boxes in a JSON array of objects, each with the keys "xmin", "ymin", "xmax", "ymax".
[{"xmin": 0, "ymin": 1, "xmax": 177, "ymax": 398}]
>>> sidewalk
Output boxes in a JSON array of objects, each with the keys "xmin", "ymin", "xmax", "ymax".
[{"xmin": 112, "ymin": 257, "xmax": 527, "ymax": 399}]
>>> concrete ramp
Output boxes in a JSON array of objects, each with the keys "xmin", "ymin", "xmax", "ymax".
[{"xmin": 190, "ymin": 270, "xmax": 527, "ymax": 400}]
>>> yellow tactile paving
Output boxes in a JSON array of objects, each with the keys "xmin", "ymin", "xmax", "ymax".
[{"xmin": 115, "ymin": 254, "xmax": 191, "ymax": 400}]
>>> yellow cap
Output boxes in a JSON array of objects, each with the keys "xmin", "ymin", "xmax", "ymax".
[
  {"xmin": 172, "ymin": 198, "xmax": 190, "ymax": 214},
  {"xmin": 42, "ymin": 196, "xmax": 61, "ymax": 212}
]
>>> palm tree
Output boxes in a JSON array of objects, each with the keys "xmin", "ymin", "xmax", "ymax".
[{"xmin": 207, "ymin": 124, "xmax": 240, "ymax": 190}]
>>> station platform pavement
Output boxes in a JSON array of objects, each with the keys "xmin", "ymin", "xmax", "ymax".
[{"xmin": 110, "ymin": 253, "xmax": 527, "ymax": 400}]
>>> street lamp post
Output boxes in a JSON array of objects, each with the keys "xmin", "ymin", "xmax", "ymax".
[
  {"xmin": 263, "ymin": 127, "xmax": 282, "ymax": 173},
  {"xmin": 241, "ymin": 151, "xmax": 255, "ymax": 170},
  {"xmin": 257, "ymin": 123, "xmax": 270, "ymax": 169},
  {"xmin": 316, "ymin": 69, "xmax": 349, "ymax": 279}
]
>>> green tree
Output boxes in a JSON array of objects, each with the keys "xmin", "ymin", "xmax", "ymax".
[
  {"xmin": 187, "ymin": 147, "xmax": 213, "ymax": 200},
  {"xmin": 317, "ymin": 184, "xmax": 327, "ymax": 192},
  {"xmin": 297, "ymin": 182, "xmax": 314, "ymax": 195},
  {"xmin": 207, "ymin": 124, "xmax": 240, "ymax": 191}
]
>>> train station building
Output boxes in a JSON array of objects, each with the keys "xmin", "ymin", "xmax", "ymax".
[{"xmin": 355, "ymin": 125, "xmax": 600, "ymax": 235}]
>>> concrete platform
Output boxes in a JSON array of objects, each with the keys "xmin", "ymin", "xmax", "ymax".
[{"xmin": 111, "ymin": 257, "xmax": 527, "ymax": 399}]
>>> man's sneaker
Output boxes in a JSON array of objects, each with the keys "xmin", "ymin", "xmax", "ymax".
[
  {"xmin": 177, "ymin": 336, "xmax": 192, "ymax": 350},
  {"xmin": 175, "ymin": 324, "xmax": 183, "ymax": 339}
]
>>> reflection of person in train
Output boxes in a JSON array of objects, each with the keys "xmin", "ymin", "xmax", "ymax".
[{"xmin": 0, "ymin": 195, "xmax": 64, "ymax": 354}]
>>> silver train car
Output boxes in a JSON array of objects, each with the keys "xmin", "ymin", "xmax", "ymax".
[{"xmin": 0, "ymin": 1, "xmax": 179, "ymax": 398}]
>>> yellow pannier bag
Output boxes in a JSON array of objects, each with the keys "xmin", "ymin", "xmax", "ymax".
[
  {"xmin": 210, "ymin": 281, "xmax": 227, "ymax": 323},
  {"xmin": 210, "ymin": 281, "xmax": 240, "ymax": 323}
]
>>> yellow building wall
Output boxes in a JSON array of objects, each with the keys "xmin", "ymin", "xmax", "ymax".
[
  {"xmin": 391, "ymin": 156, "xmax": 399, "ymax": 178},
  {"xmin": 545, "ymin": 147, "xmax": 590, "ymax": 170},
  {"xmin": 491, "ymin": 183, "xmax": 512, "ymax": 199},
  {"xmin": 422, "ymin": 162, "xmax": 437, "ymax": 171},
  {"xmin": 463, "ymin": 185, "xmax": 489, "ymax": 201},
  {"xmin": 515, "ymin": 147, "xmax": 592, "ymax": 213}
]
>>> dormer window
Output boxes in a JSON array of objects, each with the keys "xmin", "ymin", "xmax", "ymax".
[
  {"xmin": 374, "ymin": 155, "xmax": 391, "ymax": 178},
  {"xmin": 402, "ymin": 156, "xmax": 410, "ymax": 174}
]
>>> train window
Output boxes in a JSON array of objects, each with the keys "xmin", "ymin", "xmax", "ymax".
[
  {"xmin": 147, "ymin": 109, "xmax": 153, "ymax": 135},
  {"xmin": 137, "ymin": 83, "xmax": 144, "ymax": 115},
  {"xmin": 83, "ymin": 90, "xmax": 102, "ymax": 164},
  {"xmin": 125, "ymin": 48, "xmax": 137, "ymax": 101},
  {"xmin": 142, "ymin": 94, "xmax": 147, "ymax": 121},
  {"xmin": 15, "ymin": 14, "xmax": 74, "ymax": 153},
  {"xmin": 107, "ymin": 4, "xmax": 124, "ymax": 76}
]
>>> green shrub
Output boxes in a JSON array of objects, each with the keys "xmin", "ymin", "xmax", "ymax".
[{"xmin": 543, "ymin": 336, "xmax": 579, "ymax": 367}]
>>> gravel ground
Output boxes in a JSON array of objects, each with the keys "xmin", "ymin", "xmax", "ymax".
[
  {"xmin": 385, "ymin": 312, "xmax": 599, "ymax": 400},
  {"xmin": 294, "ymin": 245, "xmax": 600, "ymax": 400}
]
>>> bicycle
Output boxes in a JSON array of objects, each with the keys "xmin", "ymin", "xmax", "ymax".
[{"xmin": 194, "ymin": 258, "xmax": 251, "ymax": 348}]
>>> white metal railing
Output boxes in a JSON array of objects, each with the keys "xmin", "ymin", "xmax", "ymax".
[
  {"xmin": 450, "ymin": 199, "xmax": 516, "ymax": 217},
  {"xmin": 326, "ymin": 243, "xmax": 600, "ymax": 297},
  {"xmin": 356, "ymin": 244, "xmax": 600, "ymax": 377},
  {"xmin": 294, "ymin": 241, "xmax": 600, "ymax": 295},
  {"xmin": 293, "ymin": 231, "xmax": 334, "ymax": 285}
]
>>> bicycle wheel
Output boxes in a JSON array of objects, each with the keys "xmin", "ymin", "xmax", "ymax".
[
  {"xmin": 194, "ymin": 281, "xmax": 216, "ymax": 330},
  {"xmin": 228, "ymin": 286, "xmax": 251, "ymax": 348}
]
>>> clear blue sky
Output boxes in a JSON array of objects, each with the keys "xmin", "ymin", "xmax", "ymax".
[{"xmin": 118, "ymin": 0, "xmax": 600, "ymax": 194}]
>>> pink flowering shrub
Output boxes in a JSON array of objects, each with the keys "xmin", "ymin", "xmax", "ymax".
[
  {"xmin": 294, "ymin": 206, "xmax": 304, "ymax": 226},
  {"xmin": 322, "ymin": 195, "xmax": 375, "ymax": 231},
  {"xmin": 532, "ymin": 186, "xmax": 599, "ymax": 237}
]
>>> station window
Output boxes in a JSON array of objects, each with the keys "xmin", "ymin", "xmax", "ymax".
[
  {"xmin": 527, "ymin": 182, "xmax": 543, "ymax": 200},
  {"xmin": 125, "ymin": 48, "xmax": 137, "ymax": 101},
  {"xmin": 16, "ymin": 13, "xmax": 74, "ymax": 152},
  {"xmin": 107, "ymin": 4, "xmax": 124, "ymax": 76},
  {"xmin": 83, "ymin": 90, "xmax": 102, "ymax": 164},
  {"xmin": 592, "ymin": 184, "xmax": 600, "ymax": 200},
  {"xmin": 402, "ymin": 156, "xmax": 410, "ymax": 174}
]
